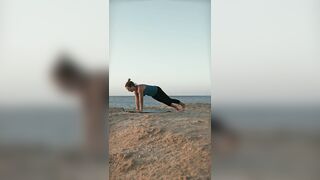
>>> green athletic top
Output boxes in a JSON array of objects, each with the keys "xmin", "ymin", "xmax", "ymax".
[{"xmin": 143, "ymin": 84, "xmax": 158, "ymax": 97}]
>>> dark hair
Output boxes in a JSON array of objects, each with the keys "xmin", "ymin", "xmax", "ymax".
[
  {"xmin": 125, "ymin": 78, "xmax": 135, "ymax": 87},
  {"xmin": 53, "ymin": 53, "xmax": 83, "ymax": 82}
]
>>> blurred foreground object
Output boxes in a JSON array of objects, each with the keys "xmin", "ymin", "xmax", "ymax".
[
  {"xmin": 212, "ymin": 104, "xmax": 320, "ymax": 180},
  {"xmin": 52, "ymin": 53, "xmax": 108, "ymax": 156},
  {"xmin": 0, "ymin": 0, "xmax": 108, "ymax": 178},
  {"xmin": 211, "ymin": 114, "xmax": 238, "ymax": 156},
  {"xmin": 0, "ymin": 53, "xmax": 108, "ymax": 180}
]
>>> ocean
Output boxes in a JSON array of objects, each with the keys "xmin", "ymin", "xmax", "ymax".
[
  {"xmin": 0, "ymin": 107, "xmax": 83, "ymax": 149},
  {"xmin": 109, "ymin": 96, "xmax": 211, "ymax": 108},
  {"xmin": 214, "ymin": 104, "xmax": 320, "ymax": 134},
  {"xmin": 1, "ymin": 99, "xmax": 319, "ymax": 149}
]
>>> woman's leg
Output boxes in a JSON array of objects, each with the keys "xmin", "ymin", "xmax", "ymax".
[
  {"xmin": 160, "ymin": 90, "xmax": 185, "ymax": 110},
  {"xmin": 152, "ymin": 87, "xmax": 184, "ymax": 111}
]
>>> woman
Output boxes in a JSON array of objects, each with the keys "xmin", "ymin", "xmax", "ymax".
[{"xmin": 125, "ymin": 79, "xmax": 185, "ymax": 112}]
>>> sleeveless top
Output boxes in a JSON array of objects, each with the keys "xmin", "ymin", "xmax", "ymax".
[{"xmin": 143, "ymin": 84, "xmax": 158, "ymax": 97}]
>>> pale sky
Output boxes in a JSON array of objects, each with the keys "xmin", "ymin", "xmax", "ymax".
[
  {"xmin": 0, "ymin": 0, "xmax": 319, "ymax": 105},
  {"xmin": 109, "ymin": 0, "xmax": 211, "ymax": 96},
  {"xmin": 0, "ymin": 0, "xmax": 108, "ymax": 106},
  {"xmin": 212, "ymin": 0, "xmax": 320, "ymax": 104}
]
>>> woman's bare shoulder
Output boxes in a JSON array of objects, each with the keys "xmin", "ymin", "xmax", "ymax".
[{"xmin": 136, "ymin": 84, "xmax": 145, "ymax": 92}]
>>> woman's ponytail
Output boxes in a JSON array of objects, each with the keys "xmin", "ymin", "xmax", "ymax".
[{"xmin": 125, "ymin": 78, "xmax": 135, "ymax": 87}]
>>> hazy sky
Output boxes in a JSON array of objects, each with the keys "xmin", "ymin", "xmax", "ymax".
[
  {"xmin": 0, "ymin": 0, "xmax": 319, "ymax": 105},
  {"xmin": 212, "ymin": 0, "xmax": 320, "ymax": 104},
  {"xmin": 0, "ymin": 0, "xmax": 108, "ymax": 106},
  {"xmin": 109, "ymin": 0, "xmax": 211, "ymax": 96}
]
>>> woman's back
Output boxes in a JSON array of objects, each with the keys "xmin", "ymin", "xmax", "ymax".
[{"xmin": 142, "ymin": 84, "xmax": 158, "ymax": 97}]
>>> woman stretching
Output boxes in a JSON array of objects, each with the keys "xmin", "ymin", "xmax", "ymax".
[{"xmin": 125, "ymin": 79, "xmax": 185, "ymax": 112}]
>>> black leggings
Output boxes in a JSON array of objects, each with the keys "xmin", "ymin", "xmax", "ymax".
[{"xmin": 152, "ymin": 87, "xmax": 180, "ymax": 106}]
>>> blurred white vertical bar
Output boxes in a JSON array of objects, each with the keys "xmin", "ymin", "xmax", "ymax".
[
  {"xmin": 0, "ymin": 0, "xmax": 108, "ymax": 179},
  {"xmin": 107, "ymin": 0, "xmax": 110, "ymax": 179},
  {"xmin": 212, "ymin": 0, "xmax": 320, "ymax": 180},
  {"xmin": 211, "ymin": 0, "xmax": 214, "ymax": 179}
]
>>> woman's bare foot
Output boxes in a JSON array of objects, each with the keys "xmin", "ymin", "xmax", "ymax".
[
  {"xmin": 171, "ymin": 103, "xmax": 183, "ymax": 111},
  {"xmin": 179, "ymin": 102, "xmax": 185, "ymax": 110}
]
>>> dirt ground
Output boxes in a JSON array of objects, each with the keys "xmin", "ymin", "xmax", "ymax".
[{"xmin": 109, "ymin": 103, "xmax": 211, "ymax": 179}]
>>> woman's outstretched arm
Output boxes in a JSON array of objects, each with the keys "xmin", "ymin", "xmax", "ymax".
[
  {"xmin": 136, "ymin": 86, "xmax": 144, "ymax": 112},
  {"xmin": 134, "ymin": 92, "xmax": 139, "ymax": 111},
  {"xmin": 138, "ymin": 92, "xmax": 144, "ymax": 112}
]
